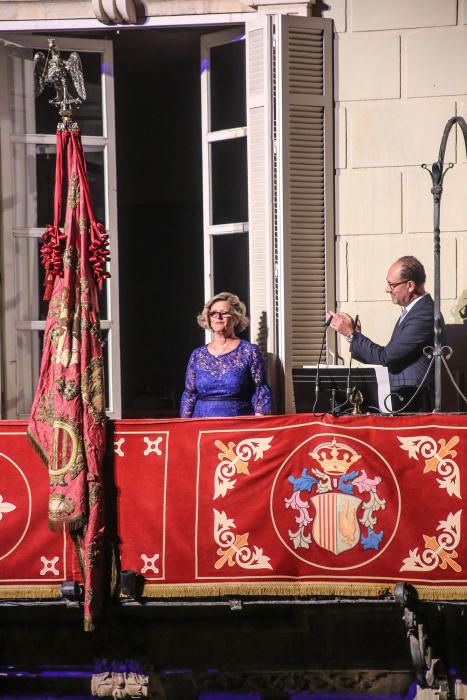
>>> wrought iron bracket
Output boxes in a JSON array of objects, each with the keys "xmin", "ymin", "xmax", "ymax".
[
  {"xmin": 59, "ymin": 580, "xmax": 83, "ymax": 607},
  {"xmin": 395, "ymin": 583, "xmax": 450, "ymax": 699},
  {"xmin": 422, "ymin": 116, "xmax": 467, "ymax": 412}
]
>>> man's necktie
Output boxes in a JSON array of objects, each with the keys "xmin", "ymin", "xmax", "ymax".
[{"xmin": 399, "ymin": 308, "xmax": 408, "ymax": 324}]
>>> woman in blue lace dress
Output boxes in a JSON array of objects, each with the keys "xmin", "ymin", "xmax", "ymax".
[{"xmin": 180, "ymin": 292, "xmax": 272, "ymax": 418}]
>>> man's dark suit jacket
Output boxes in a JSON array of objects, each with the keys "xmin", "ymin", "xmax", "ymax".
[{"xmin": 350, "ymin": 294, "xmax": 437, "ymax": 411}]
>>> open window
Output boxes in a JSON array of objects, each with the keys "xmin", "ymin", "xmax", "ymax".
[
  {"xmin": 0, "ymin": 34, "xmax": 121, "ymax": 418},
  {"xmin": 201, "ymin": 15, "xmax": 335, "ymax": 412},
  {"xmin": 0, "ymin": 14, "xmax": 333, "ymax": 419},
  {"xmin": 200, "ymin": 27, "xmax": 250, "ymax": 328}
]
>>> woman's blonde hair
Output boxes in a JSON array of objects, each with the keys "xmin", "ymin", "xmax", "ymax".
[{"xmin": 197, "ymin": 291, "xmax": 250, "ymax": 332}]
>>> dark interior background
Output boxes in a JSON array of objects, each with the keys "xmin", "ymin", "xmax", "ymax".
[
  {"xmin": 114, "ymin": 29, "xmax": 205, "ymax": 417},
  {"xmin": 114, "ymin": 27, "xmax": 250, "ymax": 418}
]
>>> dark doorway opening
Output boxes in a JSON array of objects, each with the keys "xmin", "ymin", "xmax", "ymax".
[{"xmin": 114, "ymin": 28, "xmax": 207, "ymax": 417}]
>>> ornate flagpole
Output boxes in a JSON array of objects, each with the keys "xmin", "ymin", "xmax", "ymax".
[
  {"xmin": 29, "ymin": 39, "xmax": 110, "ymax": 631},
  {"xmin": 422, "ymin": 116, "xmax": 467, "ymax": 412},
  {"xmin": 33, "ymin": 37, "xmax": 86, "ymax": 126}
]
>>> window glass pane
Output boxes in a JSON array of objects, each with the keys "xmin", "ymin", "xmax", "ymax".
[
  {"xmin": 17, "ymin": 330, "xmax": 42, "ymax": 417},
  {"xmin": 9, "ymin": 49, "xmax": 103, "ymax": 136},
  {"xmin": 210, "ymin": 39, "xmax": 246, "ymax": 131},
  {"xmin": 212, "ymin": 232, "xmax": 250, "ymax": 340},
  {"xmin": 98, "ymin": 281, "xmax": 109, "ymax": 320},
  {"xmin": 211, "ymin": 138, "xmax": 248, "ymax": 225},
  {"xmin": 101, "ymin": 328, "xmax": 110, "ymax": 409},
  {"xmin": 11, "ymin": 144, "xmax": 105, "ymax": 229},
  {"xmin": 8, "ymin": 50, "xmax": 36, "ymax": 135},
  {"xmin": 82, "ymin": 148, "xmax": 106, "ymax": 223},
  {"xmin": 14, "ymin": 237, "xmax": 47, "ymax": 321},
  {"xmin": 12, "ymin": 142, "xmax": 39, "ymax": 229}
]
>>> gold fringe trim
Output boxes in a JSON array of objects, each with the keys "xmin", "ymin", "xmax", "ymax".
[
  {"xmin": 0, "ymin": 585, "xmax": 62, "ymax": 599},
  {"xmin": 26, "ymin": 428, "xmax": 49, "ymax": 468},
  {"xmin": 84, "ymin": 616, "xmax": 94, "ymax": 632},
  {"xmin": 414, "ymin": 585, "xmax": 467, "ymax": 601},
  {"xmin": 139, "ymin": 582, "xmax": 467, "ymax": 601},
  {"xmin": 70, "ymin": 530, "xmax": 86, "ymax": 581},
  {"xmin": 3, "ymin": 583, "xmax": 466, "ymax": 603},
  {"xmin": 140, "ymin": 582, "xmax": 392, "ymax": 599},
  {"xmin": 49, "ymin": 515, "xmax": 85, "ymax": 533}
]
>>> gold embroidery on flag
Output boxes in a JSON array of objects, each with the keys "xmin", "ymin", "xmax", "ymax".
[
  {"xmin": 81, "ymin": 356, "xmax": 105, "ymax": 424},
  {"xmin": 50, "ymin": 419, "xmax": 84, "ymax": 485}
]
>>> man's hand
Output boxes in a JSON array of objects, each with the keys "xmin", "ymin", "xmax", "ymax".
[{"xmin": 327, "ymin": 311, "xmax": 355, "ymax": 337}]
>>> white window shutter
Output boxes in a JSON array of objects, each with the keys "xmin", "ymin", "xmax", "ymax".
[
  {"xmin": 276, "ymin": 15, "xmax": 335, "ymax": 413},
  {"xmin": 245, "ymin": 15, "xmax": 274, "ymax": 356}
]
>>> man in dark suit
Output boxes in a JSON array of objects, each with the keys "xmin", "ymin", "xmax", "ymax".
[{"xmin": 328, "ymin": 256, "xmax": 438, "ymax": 412}]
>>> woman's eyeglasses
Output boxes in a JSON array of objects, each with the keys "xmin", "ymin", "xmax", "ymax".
[{"xmin": 208, "ymin": 310, "xmax": 232, "ymax": 319}]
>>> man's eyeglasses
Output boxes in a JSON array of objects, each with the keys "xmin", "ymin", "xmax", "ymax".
[
  {"xmin": 386, "ymin": 280, "xmax": 408, "ymax": 291},
  {"xmin": 208, "ymin": 310, "xmax": 232, "ymax": 319}
]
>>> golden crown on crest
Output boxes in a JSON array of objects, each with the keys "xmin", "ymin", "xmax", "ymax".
[{"xmin": 310, "ymin": 438, "xmax": 362, "ymax": 477}]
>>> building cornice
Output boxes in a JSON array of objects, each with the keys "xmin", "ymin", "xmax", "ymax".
[{"xmin": 0, "ymin": 0, "xmax": 315, "ymax": 25}]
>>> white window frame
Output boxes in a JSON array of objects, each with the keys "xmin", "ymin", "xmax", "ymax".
[
  {"xmin": 200, "ymin": 28, "xmax": 249, "ymax": 306},
  {"xmin": 0, "ymin": 16, "xmax": 334, "ymax": 419},
  {"xmin": 0, "ymin": 33, "xmax": 121, "ymax": 418}
]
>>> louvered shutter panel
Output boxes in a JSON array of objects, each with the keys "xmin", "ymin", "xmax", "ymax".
[
  {"xmin": 245, "ymin": 16, "xmax": 274, "ymax": 355},
  {"xmin": 278, "ymin": 15, "xmax": 335, "ymax": 412}
]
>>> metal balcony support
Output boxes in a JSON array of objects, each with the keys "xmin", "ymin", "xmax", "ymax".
[
  {"xmin": 422, "ymin": 116, "xmax": 467, "ymax": 412},
  {"xmin": 395, "ymin": 583, "xmax": 450, "ymax": 699}
]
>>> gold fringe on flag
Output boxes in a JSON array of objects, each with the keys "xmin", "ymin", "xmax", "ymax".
[{"xmin": 140, "ymin": 582, "xmax": 467, "ymax": 601}]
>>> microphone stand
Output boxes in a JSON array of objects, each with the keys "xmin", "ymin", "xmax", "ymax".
[
  {"xmin": 312, "ymin": 318, "xmax": 331, "ymax": 412},
  {"xmin": 332, "ymin": 316, "xmax": 359, "ymax": 416},
  {"xmin": 422, "ymin": 116, "xmax": 467, "ymax": 412}
]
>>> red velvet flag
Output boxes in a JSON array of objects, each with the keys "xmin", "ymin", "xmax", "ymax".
[{"xmin": 28, "ymin": 125, "xmax": 110, "ymax": 630}]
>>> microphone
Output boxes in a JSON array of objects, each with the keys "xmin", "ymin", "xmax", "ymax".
[
  {"xmin": 331, "ymin": 313, "xmax": 357, "ymax": 416},
  {"xmin": 324, "ymin": 314, "xmax": 333, "ymax": 328}
]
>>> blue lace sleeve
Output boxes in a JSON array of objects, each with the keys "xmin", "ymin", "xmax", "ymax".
[
  {"xmin": 180, "ymin": 350, "xmax": 198, "ymax": 417},
  {"xmin": 250, "ymin": 344, "xmax": 272, "ymax": 415}
]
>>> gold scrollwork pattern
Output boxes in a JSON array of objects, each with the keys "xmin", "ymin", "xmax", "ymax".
[
  {"xmin": 63, "ymin": 246, "xmax": 79, "ymax": 271},
  {"xmin": 213, "ymin": 509, "xmax": 272, "ymax": 571},
  {"xmin": 56, "ymin": 378, "xmax": 80, "ymax": 401},
  {"xmin": 68, "ymin": 173, "xmax": 79, "ymax": 209},
  {"xmin": 400, "ymin": 510, "xmax": 462, "ymax": 573},
  {"xmin": 213, "ymin": 436, "xmax": 273, "ymax": 499},
  {"xmin": 50, "ymin": 418, "xmax": 85, "ymax": 486},
  {"xmin": 36, "ymin": 391, "xmax": 56, "ymax": 425},
  {"xmin": 81, "ymin": 356, "xmax": 106, "ymax": 424},
  {"xmin": 398, "ymin": 435, "xmax": 461, "ymax": 498}
]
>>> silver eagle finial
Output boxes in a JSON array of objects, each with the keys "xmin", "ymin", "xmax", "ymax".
[{"xmin": 34, "ymin": 38, "xmax": 86, "ymax": 122}]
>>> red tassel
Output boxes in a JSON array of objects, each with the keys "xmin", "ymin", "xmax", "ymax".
[
  {"xmin": 41, "ymin": 223, "xmax": 66, "ymax": 297},
  {"xmin": 43, "ymin": 280, "xmax": 54, "ymax": 301}
]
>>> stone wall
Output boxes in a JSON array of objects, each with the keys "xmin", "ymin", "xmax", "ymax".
[
  {"xmin": 0, "ymin": 0, "xmax": 464, "ymax": 356},
  {"xmin": 323, "ymin": 0, "xmax": 467, "ymax": 353}
]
